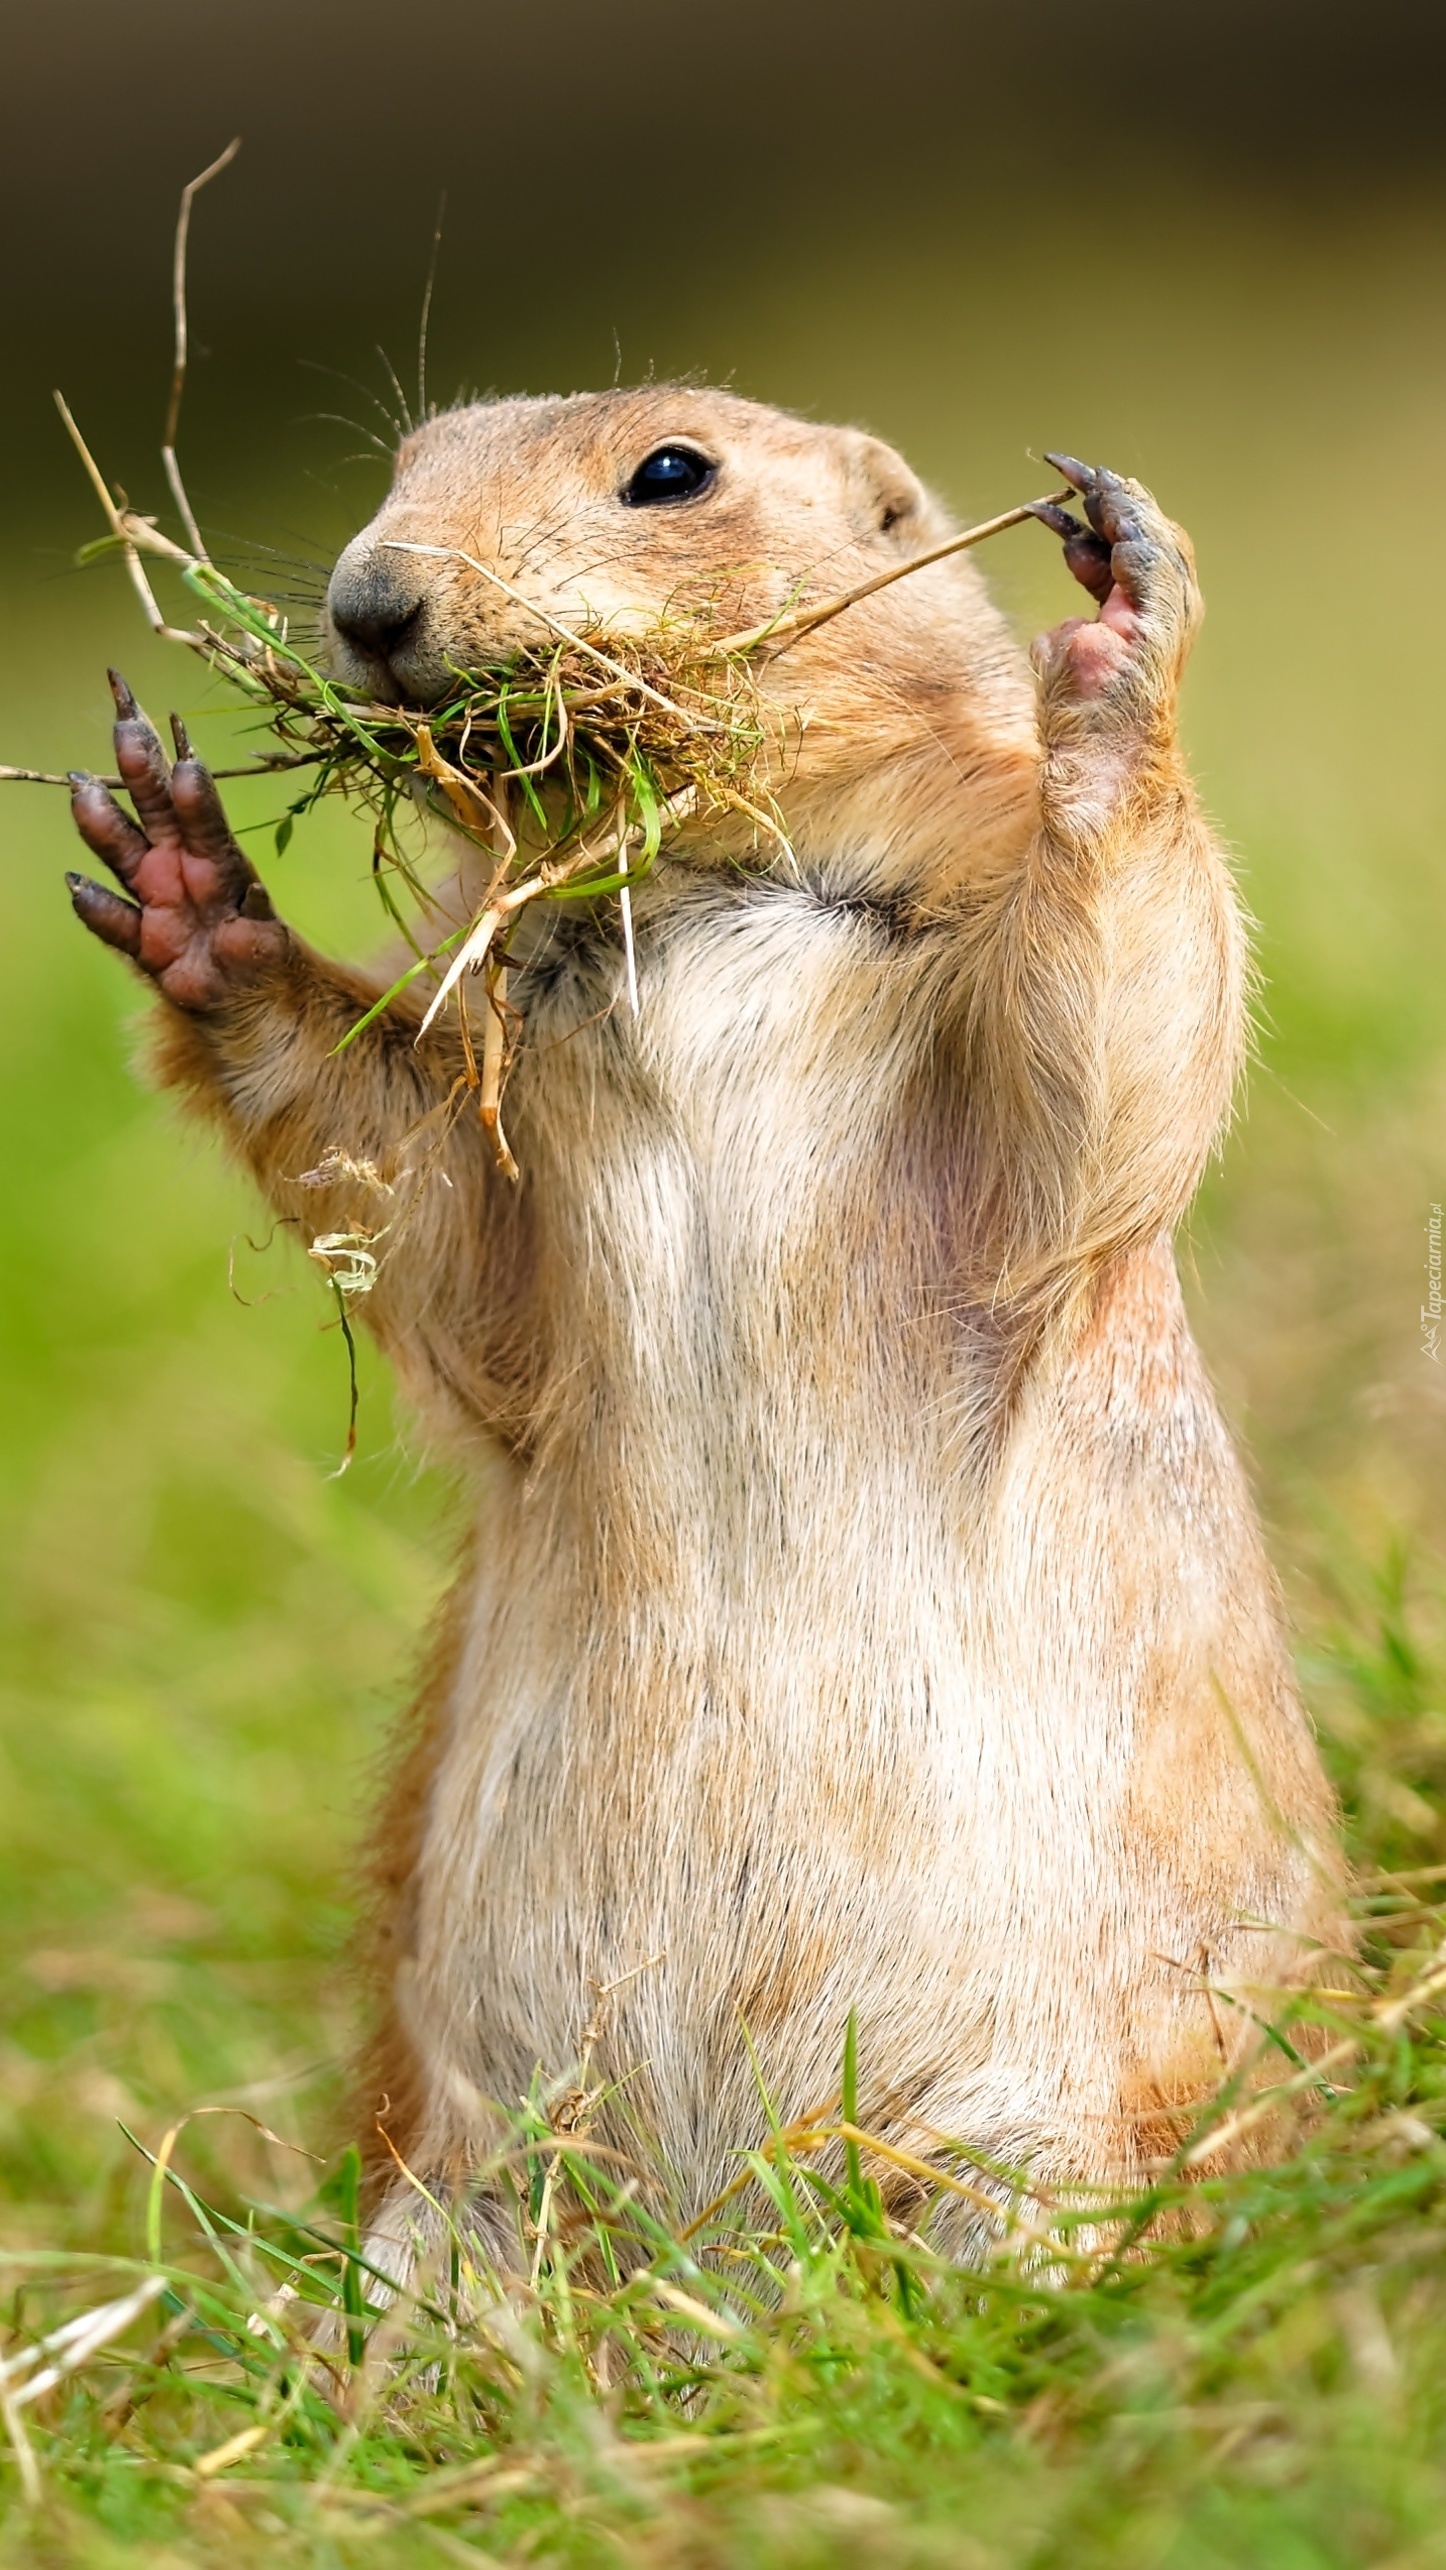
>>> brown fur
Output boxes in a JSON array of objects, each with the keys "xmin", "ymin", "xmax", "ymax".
[{"xmin": 135, "ymin": 388, "xmax": 1345, "ymax": 2258}]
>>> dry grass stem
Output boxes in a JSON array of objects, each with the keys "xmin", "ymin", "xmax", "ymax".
[
  {"xmin": 713, "ymin": 492, "xmax": 1074, "ymax": 656},
  {"xmin": 163, "ymin": 139, "xmax": 242, "ymax": 556}
]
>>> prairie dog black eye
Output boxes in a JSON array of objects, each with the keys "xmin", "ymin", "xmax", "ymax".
[{"xmin": 621, "ymin": 445, "xmax": 717, "ymax": 506}]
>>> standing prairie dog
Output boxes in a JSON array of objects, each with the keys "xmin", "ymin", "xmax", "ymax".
[{"xmin": 66, "ymin": 388, "xmax": 1345, "ymax": 2254}]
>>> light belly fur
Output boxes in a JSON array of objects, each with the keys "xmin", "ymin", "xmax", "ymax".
[{"xmin": 402, "ymin": 1230, "xmax": 1333, "ymax": 2214}]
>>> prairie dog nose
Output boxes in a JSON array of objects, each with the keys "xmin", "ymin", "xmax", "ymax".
[{"xmin": 326, "ymin": 543, "xmax": 428, "ymax": 663}]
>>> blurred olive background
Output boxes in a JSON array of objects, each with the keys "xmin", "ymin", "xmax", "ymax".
[{"xmin": 1, "ymin": 0, "xmax": 1443, "ymax": 2242}]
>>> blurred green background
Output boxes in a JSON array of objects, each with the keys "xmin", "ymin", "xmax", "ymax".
[{"xmin": 1, "ymin": 0, "xmax": 1443, "ymax": 2250}]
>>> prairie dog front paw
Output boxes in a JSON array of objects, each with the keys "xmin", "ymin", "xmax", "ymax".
[
  {"xmin": 67, "ymin": 671, "xmax": 290, "ymax": 1014},
  {"xmin": 1031, "ymin": 456, "xmax": 1201, "ymax": 744}
]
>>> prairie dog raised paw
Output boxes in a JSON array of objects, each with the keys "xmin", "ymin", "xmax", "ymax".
[{"xmin": 1032, "ymin": 455, "xmax": 1201, "ymax": 743}]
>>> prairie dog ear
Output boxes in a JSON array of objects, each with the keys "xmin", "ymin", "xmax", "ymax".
[{"xmin": 841, "ymin": 431, "xmax": 928, "ymax": 544}]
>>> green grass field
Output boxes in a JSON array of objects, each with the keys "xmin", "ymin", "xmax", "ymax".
[{"xmin": 1, "ymin": 192, "xmax": 1444, "ymax": 2564}]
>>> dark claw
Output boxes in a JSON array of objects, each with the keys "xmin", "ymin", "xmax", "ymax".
[
  {"xmin": 65, "ymin": 869, "xmax": 143, "ymax": 957},
  {"xmin": 107, "ymin": 668, "xmax": 139, "ymax": 719},
  {"xmin": 1044, "ymin": 451, "xmax": 1097, "ymax": 494},
  {"xmin": 1030, "ymin": 500, "xmax": 1087, "ymax": 540},
  {"xmin": 67, "ymin": 768, "xmax": 92, "ymax": 790},
  {"xmin": 170, "ymin": 713, "xmax": 194, "ymax": 761},
  {"xmin": 1043, "ymin": 452, "xmax": 1142, "ymax": 553},
  {"xmin": 1032, "ymin": 494, "xmax": 1115, "ymax": 606}
]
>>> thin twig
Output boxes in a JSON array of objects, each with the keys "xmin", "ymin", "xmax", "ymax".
[
  {"xmin": 2, "ymin": 754, "xmax": 319, "ymax": 789},
  {"xmin": 52, "ymin": 393, "xmax": 203, "ymax": 644},
  {"xmin": 163, "ymin": 139, "xmax": 242, "ymax": 557},
  {"xmin": 713, "ymin": 491, "xmax": 1075, "ymax": 658}
]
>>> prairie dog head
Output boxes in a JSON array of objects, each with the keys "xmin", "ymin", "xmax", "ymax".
[{"xmin": 322, "ymin": 388, "xmax": 1034, "ymax": 807}]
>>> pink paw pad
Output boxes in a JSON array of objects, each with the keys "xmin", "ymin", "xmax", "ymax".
[
  {"xmin": 1047, "ymin": 587, "xmax": 1142, "ymax": 697},
  {"xmin": 1031, "ymin": 456, "xmax": 1156, "ymax": 702}
]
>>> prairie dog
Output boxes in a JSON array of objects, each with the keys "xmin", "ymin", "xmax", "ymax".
[{"xmin": 66, "ymin": 388, "xmax": 1345, "ymax": 2255}]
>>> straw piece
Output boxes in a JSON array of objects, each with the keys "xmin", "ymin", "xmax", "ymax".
[
  {"xmin": 712, "ymin": 490, "xmax": 1076, "ymax": 657},
  {"xmin": 162, "ymin": 140, "xmax": 242, "ymax": 558}
]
